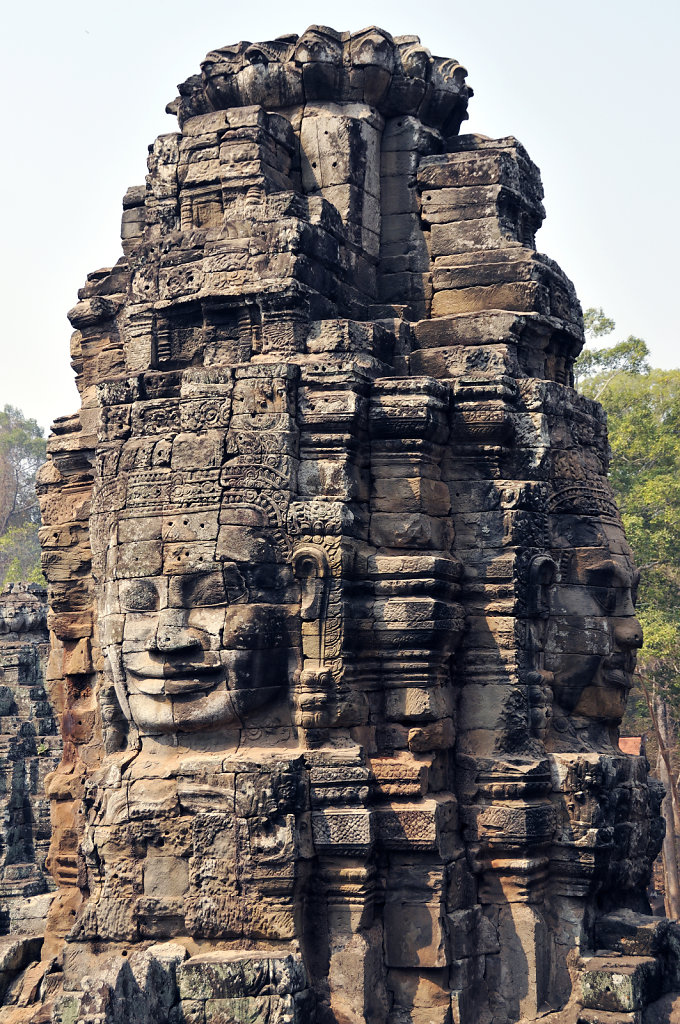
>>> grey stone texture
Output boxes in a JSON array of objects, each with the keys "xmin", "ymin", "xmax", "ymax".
[{"xmin": 2, "ymin": 23, "xmax": 677, "ymax": 1024}]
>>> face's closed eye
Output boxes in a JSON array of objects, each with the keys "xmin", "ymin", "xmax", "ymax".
[
  {"xmin": 180, "ymin": 570, "xmax": 229, "ymax": 608},
  {"xmin": 592, "ymin": 586, "xmax": 617, "ymax": 616},
  {"xmin": 585, "ymin": 560, "xmax": 636, "ymax": 617},
  {"xmin": 223, "ymin": 563, "xmax": 247, "ymax": 603}
]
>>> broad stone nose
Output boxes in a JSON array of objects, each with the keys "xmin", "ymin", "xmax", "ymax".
[
  {"xmin": 614, "ymin": 614, "xmax": 643, "ymax": 650},
  {"xmin": 155, "ymin": 609, "xmax": 201, "ymax": 653}
]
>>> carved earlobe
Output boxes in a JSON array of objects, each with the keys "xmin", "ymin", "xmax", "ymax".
[
  {"xmin": 528, "ymin": 554, "xmax": 557, "ymax": 619},
  {"xmin": 292, "ymin": 544, "xmax": 330, "ymax": 622},
  {"xmin": 292, "ymin": 544, "xmax": 334, "ymax": 741}
]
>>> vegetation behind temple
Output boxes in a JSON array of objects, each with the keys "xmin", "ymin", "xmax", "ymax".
[
  {"xmin": 0, "ymin": 405, "xmax": 45, "ymax": 586},
  {"xmin": 575, "ymin": 310, "xmax": 680, "ymax": 746}
]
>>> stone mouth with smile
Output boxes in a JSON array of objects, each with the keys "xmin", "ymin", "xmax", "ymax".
[
  {"xmin": 598, "ymin": 651, "xmax": 636, "ymax": 691},
  {"xmin": 125, "ymin": 651, "xmax": 225, "ymax": 696}
]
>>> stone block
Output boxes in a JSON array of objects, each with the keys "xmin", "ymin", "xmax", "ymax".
[
  {"xmin": 180, "ymin": 999, "xmax": 207, "ymax": 1024},
  {"xmin": 384, "ymin": 901, "xmax": 448, "ymax": 967},
  {"xmin": 380, "ymin": 175, "xmax": 419, "ymax": 216},
  {"xmin": 178, "ymin": 952, "xmax": 306, "ymax": 1001},
  {"xmin": 370, "ymin": 513, "xmax": 454, "ymax": 551},
  {"xmin": 144, "ymin": 855, "xmax": 190, "ymax": 899},
  {"xmin": 375, "ymin": 797, "xmax": 457, "ymax": 855},
  {"xmin": 115, "ymin": 540, "xmax": 162, "ymax": 578},
  {"xmin": 429, "ymin": 217, "xmax": 510, "ymax": 257},
  {"xmin": 594, "ymin": 911, "xmax": 667, "ymax": 958},
  {"xmin": 372, "ymin": 477, "xmax": 451, "ymax": 515},
  {"xmin": 312, "ymin": 808, "xmax": 374, "ymax": 854},
  {"xmin": 432, "ymin": 282, "xmax": 546, "ymax": 317},
  {"xmin": 385, "ymin": 686, "xmax": 454, "ymax": 723},
  {"xmin": 407, "ymin": 717, "xmax": 454, "ymax": 752},
  {"xmin": 580, "ymin": 956, "xmax": 661, "ymax": 1013}
]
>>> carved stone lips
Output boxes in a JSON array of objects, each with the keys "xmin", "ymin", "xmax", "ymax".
[
  {"xmin": 163, "ymin": 675, "xmax": 222, "ymax": 695},
  {"xmin": 161, "ymin": 661, "xmax": 222, "ymax": 680},
  {"xmin": 601, "ymin": 653, "xmax": 635, "ymax": 688},
  {"xmin": 132, "ymin": 668, "xmax": 224, "ymax": 697},
  {"xmin": 125, "ymin": 654, "xmax": 224, "ymax": 696},
  {"xmin": 127, "ymin": 654, "xmax": 222, "ymax": 680}
]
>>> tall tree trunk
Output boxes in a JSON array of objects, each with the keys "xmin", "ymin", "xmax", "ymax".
[{"xmin": 656, "ymin": 697, "xmax": 680, "ymax": 919}]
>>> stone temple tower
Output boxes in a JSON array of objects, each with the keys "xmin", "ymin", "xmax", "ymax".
[{"xmin": 3, "ymin": 24, "xmax": 679, "ymax": 1024}]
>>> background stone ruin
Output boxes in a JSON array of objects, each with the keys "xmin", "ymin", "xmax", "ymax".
[
  {"xmin": 1, "ymin": 24, "xmax": 678, "ymax": 1024},
  {"xmin": 0, "ymin": 585, "xmax": 60, "ymax": 937}
]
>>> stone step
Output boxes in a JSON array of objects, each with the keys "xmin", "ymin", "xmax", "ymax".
[
  {"xmin": 580, "ymin": 956, "xmax": 662, "ymax": 1013},
  {"xmin": 577, "ymin": 1009, "xmax": 642, "ymax": 1024}
]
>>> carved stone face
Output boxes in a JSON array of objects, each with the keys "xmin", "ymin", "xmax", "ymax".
[
  {"xmin": 545, "ymin": 528, "xmax": 642, "ymax": 730},
  {"xmin": 350, "ymin": 28, "xmax": 394, "ymax": 70},
  {"xmin": 103, "ymin": 514, "xmax": 300, "ymax": 738},
  {"xmin": 95, "ymin": 368, "xmax": 305, "ymax": 741},
  {"xmin": 422, "ymin": 56, "xmax": 471, "ymax": 135},
  {"xmin": 293, "ymin": 27, "xmax": 343, "ymax": 65},
  {"xmin": 201, "ymin": 42, "xmax": 250, "ymax": 110}
]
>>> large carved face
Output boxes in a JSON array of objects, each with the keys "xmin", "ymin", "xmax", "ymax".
[
  {"xmin": 104, "ymin": 514, "xmax": 299, "ymax": 738},
  {"xmin": 545, "ymin": 512, "xmax": 642, "ymax": 740},
  {"xmin": 96, "ymin": 368, "xmax": 303, "ymax": 740}
]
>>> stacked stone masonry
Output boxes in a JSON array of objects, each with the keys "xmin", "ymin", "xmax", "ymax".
[
  {"xmin": 2, "ymin": 24, "xmax": 678, "ymax": 1024},
  {"xmin": 0, "ymin": 585, "xmax": 60, "ymax": 938}
]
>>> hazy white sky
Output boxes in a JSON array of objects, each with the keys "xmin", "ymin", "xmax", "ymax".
[{"xmin": 1, "ymin": 0, "xmax": 678, "ymax": 432}]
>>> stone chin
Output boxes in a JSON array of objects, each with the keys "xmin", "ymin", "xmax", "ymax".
[
  {"xmin": 126, "ymin": 683, "xmax": 239, "ymax": 735},
  {"xmin": 547, "ymin": 648, "xmax": 636, "ymax": 725},
  {"xmin": 573, "ymin": 651, "xmax": 637, "ymax": 724}
]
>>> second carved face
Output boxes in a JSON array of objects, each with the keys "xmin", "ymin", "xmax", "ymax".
[{"xmin": 545, "ymin": 516, "xmax": 642, "ymax": 742}]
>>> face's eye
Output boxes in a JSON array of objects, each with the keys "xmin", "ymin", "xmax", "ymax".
[
  {"xmin": 181, "ymin": 571, "xmax": 228, "ymax": 607},
  {"xmin": 121, "ymin": 579, "xmax": 159, "ymax": 611},
  {"xmin": 592, "ymin": 587, "xmax": 617, "ymax": 615},
  {"xmin": 223, "ymin": 563, "xmax": 247, "ymax": 603}
]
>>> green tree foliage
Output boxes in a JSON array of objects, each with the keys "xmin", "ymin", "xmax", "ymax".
[
  {"xmin": 575, "ymin": 311, "xmax": 680, "ymax": 733},
  {"xmin": 0, "ymin": 405, "xmax": 46, "ymax": 586},
  {"xmin": 583, "ymin": 306, "xmax": 616, "ymax": 338},
  {"xmin": 575, "ymin": 308, "xmax": 650, "ymax": 390},
  {"xmin": 574, "ymin": 337, "xmax": 651, "ymax": 391},
  {"xmin": 0, "ymin": 525, "xmax": 44, "ymax": 585},
  {"xmin": 596, "ymin": 369, "xmax": 680, "ymax": 662}
]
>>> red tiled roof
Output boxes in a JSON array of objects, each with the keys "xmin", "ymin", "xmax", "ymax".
[{"xmin": 619, "ymin": 736, "xmax": 643, "ymax": 755}]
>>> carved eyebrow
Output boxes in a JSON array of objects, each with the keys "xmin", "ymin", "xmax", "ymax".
[{"xmin": 583, "ymin": 561, "xmax": 631, "ymax": 588}]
